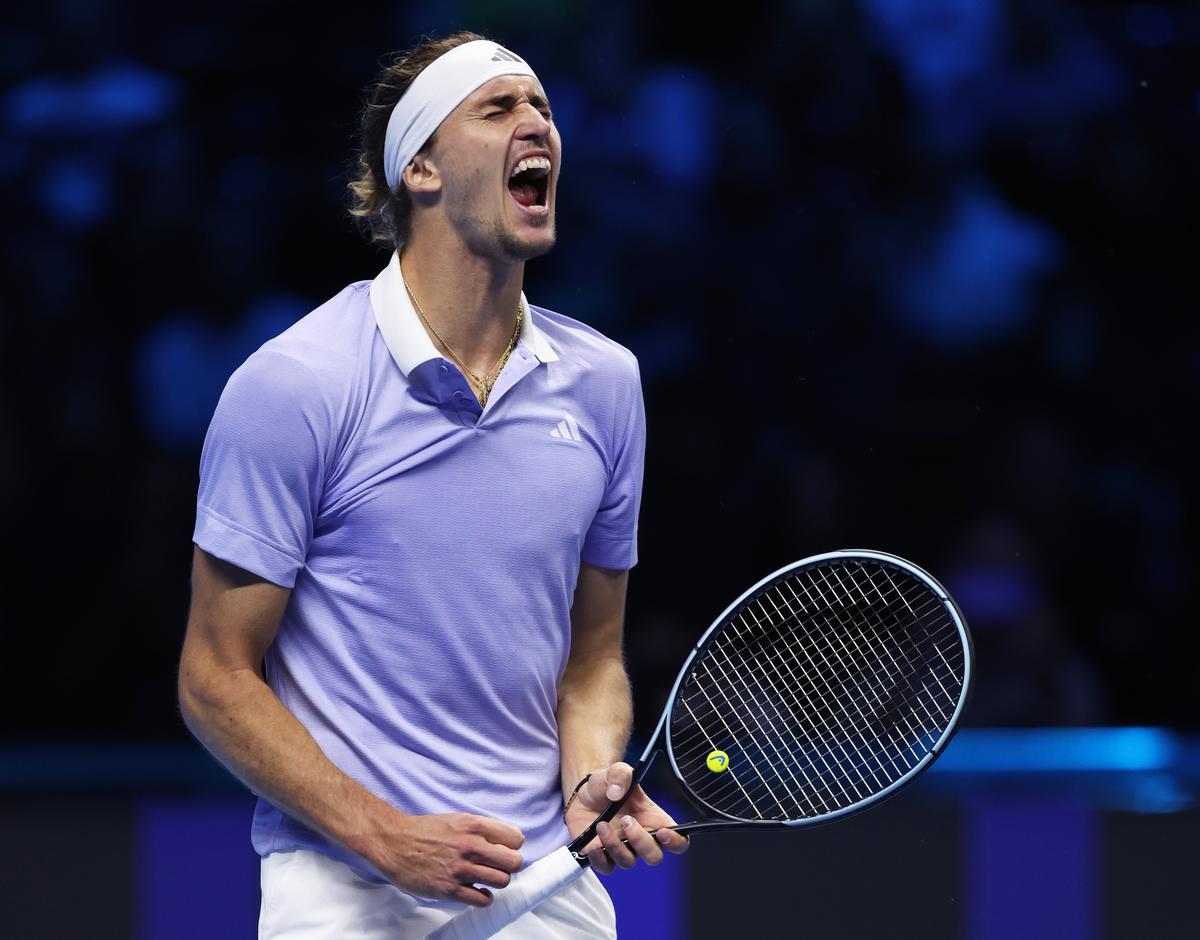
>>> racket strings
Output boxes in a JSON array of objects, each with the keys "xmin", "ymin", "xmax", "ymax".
[
  {"xmin": 754, "ymin": 610, "xmax": 921, "ymax": 790},
  {"xmin": 669, "ymin": 560, "xmax": 966, "ymax": 822},
  {"xmin": 797, "ymin": 567, "xmax": 961, "ymax": 746},
  {"xmin": 675, "ymin": 584, "xmax": 954, "ymax": 795},
  {"xmin": 691, "ymin": 642, "xmax": 835, "ymax": 817},
  {"xmin": 677, "ymin": 619, "xmax": 945, "ymax": 816},
  {"xmin": 683, "ymin": 585, "xmax": 960, "ymax": 816},
  {"xmin": 692, "ymin": 609, "xmax": 895, "ymax": 812},
  {"xmin": 710, "ymin": 569, "xmax": 961, "ymax": 812},
  {"xmin": 677, "ymin": 623, "xmax": 910, "ymax": 815},
  {"xmin": 700, "ymin": 642, "xmax": 864, "ymax": 815}
]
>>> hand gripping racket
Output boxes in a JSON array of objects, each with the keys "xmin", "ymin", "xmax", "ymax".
[{"xmin": 428, "ymin": 549, "xmax": 974, "ymax": 939}]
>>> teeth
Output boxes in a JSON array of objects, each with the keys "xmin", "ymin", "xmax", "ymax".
[{"xmin": 509, "ymin": 156, "xmax": 551, "ymax": 179}]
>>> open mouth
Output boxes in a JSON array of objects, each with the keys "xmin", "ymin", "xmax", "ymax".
[{"xmin": 507, "ymin": 156, "xmax": 551, "ymax": 213}]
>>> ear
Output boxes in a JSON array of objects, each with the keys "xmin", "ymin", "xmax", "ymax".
[{"xmin": 403, "ymin": 152, "xmax": 441, "ymax": 195}]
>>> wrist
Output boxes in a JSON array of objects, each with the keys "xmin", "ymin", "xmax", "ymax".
[
  {"xmin": 562, "ymin": 772, "xmax": 592, "ymax": 823},
  {"xmin": 342, "ymin": 793, "xmax": 406, "ymax": 864}
]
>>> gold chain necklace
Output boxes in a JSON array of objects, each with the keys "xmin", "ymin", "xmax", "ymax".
[{"xmin": 404, "ymin": 280, "xmax": 523, "ymax": 407}]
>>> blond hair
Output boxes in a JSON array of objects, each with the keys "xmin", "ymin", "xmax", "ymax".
[{"xmin": 345, "ymin": 31, "xmax": 491, "ymax": 251}]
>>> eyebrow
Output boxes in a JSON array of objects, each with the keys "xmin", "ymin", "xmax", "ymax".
[{"xmin": 479, "ymin": 93, "xmax": 553, "ymax": 113}]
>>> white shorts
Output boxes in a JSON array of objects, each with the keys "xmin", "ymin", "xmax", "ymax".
[{"xmin": 258, "ymin": 847, "xmax": 617, "ymax": 939}]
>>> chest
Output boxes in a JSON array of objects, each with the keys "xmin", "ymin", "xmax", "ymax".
[{"xmin": 316, "ymin": 377, "xmax": 613, "ymax": 577}]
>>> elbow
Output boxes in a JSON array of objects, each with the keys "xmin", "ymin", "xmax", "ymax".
[
  {"xmin": 176, "ymin": 644, "xmax": 264, "ymax": 736},
  {"xmin": 176, "ymin": 661, "xmax": 206, "ymax": 737},
  {"xmin": 176, "ymin": 647, "xmax": 226, "ymax": 737}
]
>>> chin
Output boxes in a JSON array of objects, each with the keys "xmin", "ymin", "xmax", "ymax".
[{"xmin": 496, "ymin": 222, "xmax": 556, "ymax": 262}]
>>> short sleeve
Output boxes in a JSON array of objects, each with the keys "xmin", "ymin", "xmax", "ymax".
[
  {"xmin": 580, "ymin": 356, "xmax": 646, "ymax": 570},
  {"xmin": 192, "ymin": 349, "xmax": 333, "ymax": 588}
]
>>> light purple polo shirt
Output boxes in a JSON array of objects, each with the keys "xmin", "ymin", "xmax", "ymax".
[{"xmin": 192, "ymin": 248, "xmax": 646, "ymax": 885}]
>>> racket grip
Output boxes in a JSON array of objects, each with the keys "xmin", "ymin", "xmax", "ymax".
[{"xmin": 426, "ymin": 845, "xmax": 586, "ymax": 940}]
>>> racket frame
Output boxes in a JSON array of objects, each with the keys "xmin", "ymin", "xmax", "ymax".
[{"xmin": 569, "ymin": 548, "xmax": 974, "ymax": 852}]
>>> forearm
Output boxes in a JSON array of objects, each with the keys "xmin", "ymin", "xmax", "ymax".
[
  {"xmin": 178, "ymin": 664, "xmax": 396, "ymax": 864},
  {"xmin": 556, "ymin": 655, "xmax": 633, "ymax": 799}
]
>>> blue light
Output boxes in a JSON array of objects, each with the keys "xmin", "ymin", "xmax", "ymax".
[
  {"xmin": 40, "ymin": 157, "xmax": 111, "ymax": 229},
  {"xmin": 934, "ymin": 727, "xmax": 1178, "ymax": 773}
]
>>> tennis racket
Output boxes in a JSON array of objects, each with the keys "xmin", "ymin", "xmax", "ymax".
[{"xmin": 429, "ymin": 549, "xmax": 974, "ymax": 940}]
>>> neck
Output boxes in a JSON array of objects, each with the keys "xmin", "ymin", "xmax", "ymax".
[{"xmin": 399, "ymin": 230, "xmax": 525, "ymax": 375}]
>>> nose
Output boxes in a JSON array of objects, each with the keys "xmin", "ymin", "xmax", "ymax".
[{"xmin": 515, "ymin": 103, "xmax": 552, "ymax": 139}]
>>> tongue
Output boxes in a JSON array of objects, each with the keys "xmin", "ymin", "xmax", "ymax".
[{"xmin": 509, "ymin": 182, "xmax": 538, "ymax": 207}]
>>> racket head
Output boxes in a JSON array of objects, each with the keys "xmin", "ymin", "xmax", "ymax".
[{"xmin": 660, "ymin": 549, "xmax": 973, "ymax": 829}]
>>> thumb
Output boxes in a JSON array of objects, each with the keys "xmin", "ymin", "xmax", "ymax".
[{"xmin": 602, "ymin": 762, "xmax": 634, "ymax": 802}]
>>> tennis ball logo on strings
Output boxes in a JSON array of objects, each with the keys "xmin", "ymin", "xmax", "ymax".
[{"xmin": 706, "ymin": 750, "xmax": 729, "ymax": 773}]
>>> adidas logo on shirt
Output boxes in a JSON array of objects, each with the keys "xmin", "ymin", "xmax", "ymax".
[{"xmin": 549, "ymin": 413, "xmax": 583, "ymax": 443}]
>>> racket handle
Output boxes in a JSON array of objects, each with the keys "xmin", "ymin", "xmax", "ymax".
[{"xmin": 426, "ymin": 845, "xmax": 586, "ymax": 940}]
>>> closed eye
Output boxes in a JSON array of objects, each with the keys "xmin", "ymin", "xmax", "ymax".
[
  {"xmin": 480, "ymin": 94, "xmax": 553, "ymax": 121},
  {"xmin": 485, "ymin": 109, "xmax": 553, "ymax": 120}
]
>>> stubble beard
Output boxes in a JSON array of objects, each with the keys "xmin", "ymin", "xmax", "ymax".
[
  {"xmin": 446, "ymin": 183, "xmax": 557, "ymax": 263},
  {"xmin": 491, "ymin": 211, "xmax": 556, "ymax": 263}
]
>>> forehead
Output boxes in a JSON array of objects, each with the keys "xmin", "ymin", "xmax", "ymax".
[{"xmin": 462, "ymin": 74, "xmax": 549, "ymax": 108}]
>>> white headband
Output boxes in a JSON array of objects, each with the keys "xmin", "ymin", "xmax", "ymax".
[{"xmin": 383, "ymin": 40, "xmax": 540, "ymax": 194}]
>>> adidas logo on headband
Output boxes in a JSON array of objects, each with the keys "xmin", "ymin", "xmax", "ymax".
[{"xmin": 491, "ymin": 46, "xmax": 526, "ymax": 64}]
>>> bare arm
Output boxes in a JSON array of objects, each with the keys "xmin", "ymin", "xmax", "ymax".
[
  {"xmin": 178, "ymin": 545, "xmax": 523, "ymax": 905},
  {"xmin": 556, "ymin": 561, "xmax": 634, "ymax": 796},
  {"xmin": 556, "ymin": 561, "xmax": 689, "ymax": 872}
]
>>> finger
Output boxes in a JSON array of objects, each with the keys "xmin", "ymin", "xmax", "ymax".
[
  {"xmin": 588, "ymin": 842, "xmax": 615, "ymax": 875},
  {"xmin": 618, "ymin": 815, "xmax": 663, "ymax": 865},
  {"xmin": 603, "ymin": 762, "xmax": 635, "ymax": 802},
  {"xmin": 475, "ymin": 817, "xmax": 526, "ymax": 850},
  {"xmin": 451, "ymin": 884, "xmax": 494, "ymax": 908},
  {"xmin": 462, "ymin": 864, "xmax": 516, "ymax": 890},
  {"xmin": 655, "ymin": 828, "xmax": 691, "ymax": 854},
  {"xmin": 582, "ymin": 767, "xmax": 618, "ymax": 808},
  {"xmin": 578, "ymin": 832, "xmax": 614, "ymax": 873},
  {"xmin": 597, "ymin": 820, "xmax": 637, "ymax": 869},
  {"xmin": 464, "ymin": 842, "xmax": 524, "ymax": 873}
]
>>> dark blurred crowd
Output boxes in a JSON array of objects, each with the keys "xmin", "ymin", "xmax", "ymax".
[{"xmin": 1, "ymin": 1, "xmax": 1196, "ymax": 740}]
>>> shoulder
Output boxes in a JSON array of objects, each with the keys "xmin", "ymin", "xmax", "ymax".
[
  {"xmin": 256, "ymin": 281, "xmax": 373, "ymax": 382},
  {"xmin": 529, "ymin": 303, "xmax": 640, "ymax": 386},
  {"xmin": 225, "ymin": 280, "xmax": 374, "ymax": 413}
]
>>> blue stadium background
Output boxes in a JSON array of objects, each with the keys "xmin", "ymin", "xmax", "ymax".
[{"xmin": 1, "ymin": 1, "xmax": 1196, "ymax": 937}]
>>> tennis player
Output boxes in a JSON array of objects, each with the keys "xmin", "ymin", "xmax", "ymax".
[{"xmin": 177, "ymin": 30, "xmax": 688, "ymax": 938}]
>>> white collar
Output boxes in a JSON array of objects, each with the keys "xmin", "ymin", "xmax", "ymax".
[{"xmin": 369, "ymin": 248, "xmax": 558, "ymax": 376}]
